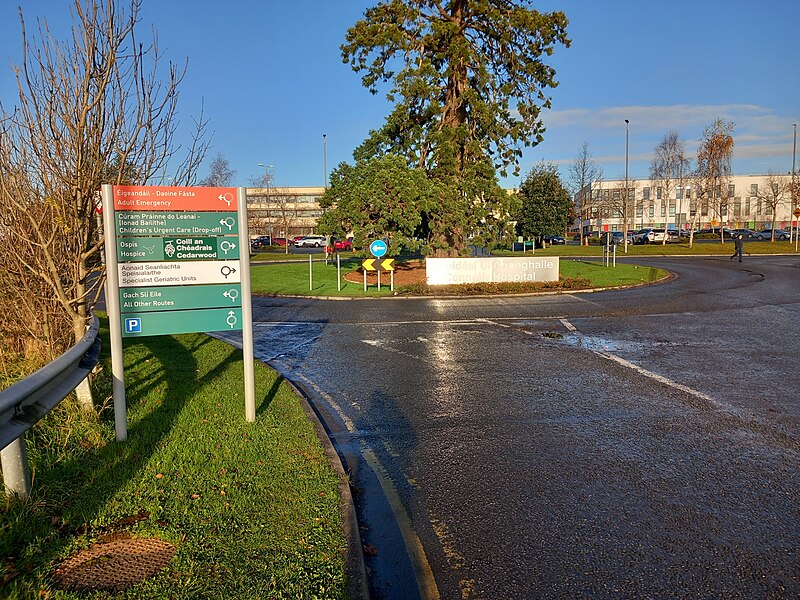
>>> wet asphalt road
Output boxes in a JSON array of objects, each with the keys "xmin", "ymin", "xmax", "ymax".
[{"xmin": 224, "ymin": 255, "xmax": 799, "ymax": 599}]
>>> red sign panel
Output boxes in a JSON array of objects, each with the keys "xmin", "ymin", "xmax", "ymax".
[{"xmin": 113, "ymin": 186, "xmax": 236, "ymax": 211}]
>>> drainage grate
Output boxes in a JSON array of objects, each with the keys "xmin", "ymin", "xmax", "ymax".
[{"xmin": 51, "ymin": 535, "xmax": 176, "ymax": 592}]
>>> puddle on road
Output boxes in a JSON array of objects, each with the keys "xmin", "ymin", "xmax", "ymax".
[{"xmin": 549, "ymin": 332, "xmax": 647, "ymax": 353}]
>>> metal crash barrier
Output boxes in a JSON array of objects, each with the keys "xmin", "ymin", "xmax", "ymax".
[{"xmin": 0, "ymin": 315, "xmax": 101, "ymax": 498}]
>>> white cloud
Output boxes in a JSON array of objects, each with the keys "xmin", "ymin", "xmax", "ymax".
[{"xmin": 519, "ymin": 103, "xmax": 799, "ymax": 181}]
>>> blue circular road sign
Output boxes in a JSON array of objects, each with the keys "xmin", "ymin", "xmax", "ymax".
[{"xmin": 370, "ymin": 239, "xmax": 388, "ymax": 258}]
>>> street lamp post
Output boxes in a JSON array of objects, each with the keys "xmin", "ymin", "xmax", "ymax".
[
  {"xmin": 792, "ymin": 123, "xmax": 797, "ymax": 247},
  {"xmin": 624, "ymin": 119, "xmax": 629, "ymax": 253},
  {"xmin": 257, "ymin": 162, "xmax": 273, "ymax": 186},
  {"xmin": 323, "ymin": 133, "xmax": 328, "ymax": 189}
]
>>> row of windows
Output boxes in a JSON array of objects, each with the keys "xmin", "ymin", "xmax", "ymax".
[
  {"xmin": 591, "ymin": 183, "xmax": 784, "ymax": 202},
  {"xmin": 247, "ymin": 194, "xmax": 321, "ymax": 205},
  {"xmin": 592, "ymin": 198, "xmax": 776, "ymax": 219},
  {"xmin": 250, "ymin": 209, "xmax": 323, "ymax": 218}
]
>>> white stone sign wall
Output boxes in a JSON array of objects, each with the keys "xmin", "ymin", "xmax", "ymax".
[{"xmin": 426, "ymin": 257, "xmax": 559, "ymax": 286}]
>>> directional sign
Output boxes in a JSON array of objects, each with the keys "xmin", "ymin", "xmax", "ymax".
[
  {"xmin": 118, "ymin": 260, "xmax": 241, "ymax": 287},
  {"xmin": 115, "ymin": 211, "xmax": 239, "ymax": 236},
  {"xmin": 113, "ymin": 186, "xmax": 236, "ymax": 211},
  {"xmin": 121, "ymin": 307, "xmax": 243, "ymax": 338},
  {"xmin": 362, "ymin": 258, "xmax": 394, "ymax": 271},
  {"xmin": 116, "ymin": 236, "xmax": 239, "ymax": 262},
  {"xmin": 370, "ymin": 239, "xmax": 388, "ymax": 258},
  {"xmin": 119, "ymin": 284, "xmax": 242, "ymax": 313}
]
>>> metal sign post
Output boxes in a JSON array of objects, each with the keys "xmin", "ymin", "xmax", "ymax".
[
  {"xmin": 101, "ymin": 185, "xmax": 127, "ymax": 441},
  {"xmin": 102, "ymin": 185, "xmax": 256, "ymax": 438}
]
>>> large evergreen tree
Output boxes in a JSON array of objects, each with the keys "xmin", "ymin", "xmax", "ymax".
[
  {"xmin": 342, "ymin": 0, "xmax": 570, "ymax": 255},
  {"xmin": 317, "ymin": 155, "xmax": 434, "ymax": 255},
  {"xmin": 515, "ymin": 162, "xmax": 571, "ymax": 240}
]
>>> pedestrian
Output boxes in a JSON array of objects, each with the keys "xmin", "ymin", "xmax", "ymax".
[{"xmin": 730, "ymin": 234, "xmax": 744, "ymax": 262}]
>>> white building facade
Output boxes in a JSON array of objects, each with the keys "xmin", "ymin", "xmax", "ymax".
[{"xmin": 577, "ymin": 173, "xmax": 799, "ymax": 234}]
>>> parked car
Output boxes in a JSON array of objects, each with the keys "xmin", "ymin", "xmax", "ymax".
[
  {"xmin": 730, "ymin": 228, "xmax": 755, "ymax": 238},
  {"xmin": 543, "ymin": 234, "xmax": 565, "ymax": 245},
  {"xmin": 634, "ymin": 228, "xmax": 669, "ymax": 244},
  {"xmin": 598, "ymin": 231, "xmax": 625, "ymax": 245},
  {"xmin": 250, "ymin": 235, "xmax": 272, "ymax": 250},
  {"xmin": 754, "ymin": 229, "xmax": 790, "ymax": 241},
  {"xmin": 294, "ymin": 235, "xmax": 327, "ymax": 248},
  {"xmin": 272, "ymin": 237, "xmax": 287, "ymax": 246},
  {"xmin": 333, "ymin": 238, "xmax": 353, "ymax": 251},
  {"xmin": 696, "ymin": 227, "xmax": 733, "ymax": 238}
]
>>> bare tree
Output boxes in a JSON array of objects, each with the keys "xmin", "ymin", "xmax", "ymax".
[
  {"xmin": 0, "ymin": 0, "xmax": 208, "ymax": 409},
  {"xmin": 200, "ymin": 153, "xmax": 237, "ymax": 187},
  {"xmin": 568, "ymin": 142, "xmax": 603, "ymax": 246},
  {"xmin": 248, "ymin": 171, "xmax": 300, "ymax": 255},
  {"xmin": 608, "ymin": 179, "xmax": 638, "ymax": 249},
  {"xmin": 694, "ymin": 119, "xmax": 734, "ymax": 245},
  {"xmin": 650, "ymin": 130, "xmax": 690, "ymax": 245},
  {"xmin": 752, "ymin": 172, "xmax": 790, "ymax": 239}
]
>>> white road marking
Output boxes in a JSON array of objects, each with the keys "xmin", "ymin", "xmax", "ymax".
[{"xmin": 592, "ymin": 351, "xmax": 743, "ymax": 416}]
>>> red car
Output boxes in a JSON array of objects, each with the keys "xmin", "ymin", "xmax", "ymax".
[{"xmin": 333, "ymin": 238, "xmax": 353, "ymax": 251}]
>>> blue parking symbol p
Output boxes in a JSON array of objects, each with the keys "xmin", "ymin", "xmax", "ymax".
[{"xmin": 125, "ymin": 318, "xmax": 142, "ymax": 334}]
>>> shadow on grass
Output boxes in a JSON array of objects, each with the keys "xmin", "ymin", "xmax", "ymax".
[
  {"xmin": 257, "ymin": 374, "xmax": 284, "ymax": 418},
  {"xmin": 1, "ymin": 327, "xmax": 242, "ymax": 583}
]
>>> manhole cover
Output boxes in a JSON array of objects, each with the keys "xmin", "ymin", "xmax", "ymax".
[{"xmin": 51, "ymin": 536, "xmax": 175, "ymax": 592}]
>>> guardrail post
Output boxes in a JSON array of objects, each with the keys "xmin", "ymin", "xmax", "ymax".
[{"xmin": 1, "ymin": 435, "xmax": 31, "ymax": 498}]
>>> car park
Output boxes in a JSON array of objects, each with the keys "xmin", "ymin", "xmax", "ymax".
[
  {"xmin": 696, "ymin": 227, "xmax": 733, "ymax": 238},
  {"xmin": 754, "ymin": 229, "xmax": 790, "ymax": 241},
  {"xmin": 294, "ymin": 235, "xmax": 327, "ymax": 248}
]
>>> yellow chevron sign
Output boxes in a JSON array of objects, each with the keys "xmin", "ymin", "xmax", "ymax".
[{"xmin": 362, "ymin": 258, "xmax": 394, "ymax": 271}]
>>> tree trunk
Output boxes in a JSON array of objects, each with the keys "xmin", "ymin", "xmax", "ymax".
[{"xmin": 73, "ymin": 316, "xmax": 94, "ymax": 411}]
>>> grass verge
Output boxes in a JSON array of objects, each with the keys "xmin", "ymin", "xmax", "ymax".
[
  {"xmin": 1, "ymin": 316, "xmax": 347, "ymax": 599},
  {"xmin": 250, "ymin": 258, "xmax": 668, "ymax": 297}
]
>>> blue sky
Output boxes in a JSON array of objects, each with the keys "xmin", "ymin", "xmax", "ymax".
[{"xmin": 1, "ymin": 1, "xmax": 798, "ymax": 189}]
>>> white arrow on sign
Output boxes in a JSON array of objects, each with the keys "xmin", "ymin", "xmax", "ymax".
[{"xmin": 119, "ymin": 260, "xmax": 241, "ymax": 287}]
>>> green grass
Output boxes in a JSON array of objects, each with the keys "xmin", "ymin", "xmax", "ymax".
[
  {"xmin": 250, "ymin": 257, "xmax": 667, "ymax": 297},
  {"xmin": 1, "ymin": 316, "xmax": 347, "ymax": 599},
  {"xmin": 560, "ymin": 259, "xmax": 665, "ymax": 287},
  {"xmin": 250, "ymin": 257, "xmax": 392, "ymax": 297}
]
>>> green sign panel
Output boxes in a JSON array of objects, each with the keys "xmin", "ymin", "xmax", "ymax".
[
  {"xmin": 115, "ymin": 211, "xmax": 239, "ymax": 236},
  {"xmin": 116, "ymin": 236, "xmax": 240, "ymax": 262},
  {"xmin": 121, "ymin": 307, "xmax": 243, "ymax": 337},
  {"xmin": 119, "ymin": 284, "xmax": 242, "ymax": 313}
]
